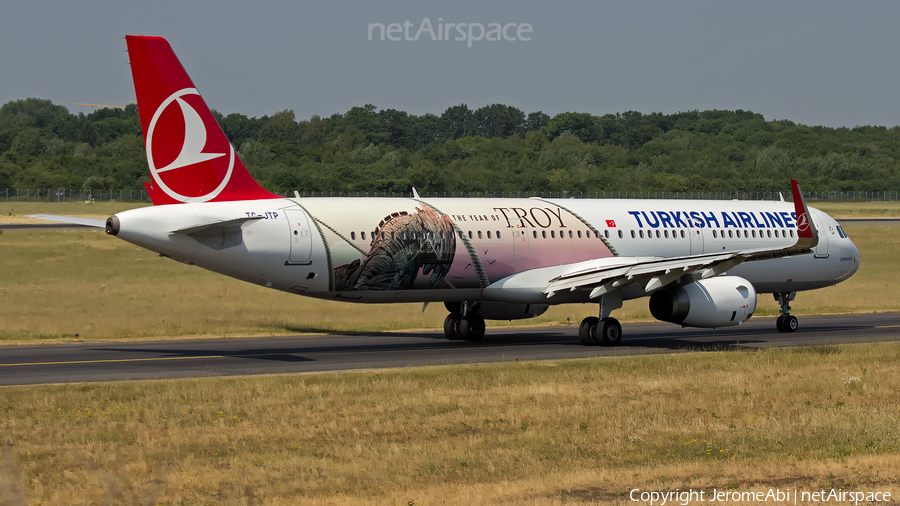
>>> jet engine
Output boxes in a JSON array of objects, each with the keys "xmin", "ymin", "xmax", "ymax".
[{"xmin": 648, "ymin": 276, "xmax": 756, "ymax": 328}]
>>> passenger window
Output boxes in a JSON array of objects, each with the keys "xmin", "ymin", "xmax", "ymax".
[
  {"xmin": 477, "ymin": 231, "xmax": 483, "ymax": 239},
  {"xmin": 497, "ymin": 231, "xmax": 501, "ymax": 239},
  {"xmin": 577, "ymin": 230, "xmax": 583, "ymax": 238},
  {"xmin": 569, "ymin": 230, "xmax": 574, "ymax": 239},
  {"xmin": 468, "ymin": 231, "xmax": 473, "ymax": 239},
  {"xmin": 655, "ymin": 230, "xmax": 661, "ymax": 238},
  {"xmin": 550, "ymin": 230, "xmax": 556, "ymax": 238},
  {"xmin": 713, "ymin": 230, "xmax": 718, "ymax": 238},
  {"xmin": 618, "ymin": 230, "xmax": 624, "ymax": 239},
  {"xmin": 351, "ymin": 232, "xmax": 356, "ymax": 240},
  {"xmin": 542, "ymin": 231, "xmax": 547, "ymax": 239},
  {"xmin": 767, "ymin": 230, "xmax": 771, "ymax": 238},
  {"xmin": 790, "ymin": 230, "xmax": 794, "ymax": 238},
  {"xmin": 664, "ymin": 230, "xmax": 669, "ymax": 239},
  {"xmin": 362, "ymin": 232, "xmax": 367, "ymax": 240},
  {"xmin": 533, "ymin": 231, "xmax": 538, "ymax": 239},
  {"xmin": 680, "ymin": 230, "xmax": 685, "ymax": 238},
  {"xmin": 728, "ymin": 230, "xmax": 733, "ymax": 238},
  {"xmin": 744, "ymin": 230, "xmax": 749, "ymax": 238},
  {"xmin": 639, "ymin": 230, "xmax": 644, "ymax": 238},
  {"xmin": 631, "ymin": 230, "xmax": 636, "ymax": 238},
  {"xmin": 487, "ymin": 231, "xmax": 491, "ymax": 239}
]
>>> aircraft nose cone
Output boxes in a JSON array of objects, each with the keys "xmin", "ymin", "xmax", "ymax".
[{"xmin": 846, "ymin": 241, "xmax": 861, "ymax": 278}]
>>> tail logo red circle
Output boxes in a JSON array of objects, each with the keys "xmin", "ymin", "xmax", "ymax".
[
  {"xmin": 146, "ymin": 88, "xmax": 234, "ymax": 203},
  {"xmin": 797, "ymin": 213, "xmax": 810, "ymax": 232}
]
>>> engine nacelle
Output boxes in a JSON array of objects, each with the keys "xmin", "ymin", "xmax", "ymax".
[
  {"xmin": 445, "ymin": 302, "xmax": 549, "ymax": 321},
  {"xmin": 649, "ymin": 276, "xmax": 756, "ymax": 328}
]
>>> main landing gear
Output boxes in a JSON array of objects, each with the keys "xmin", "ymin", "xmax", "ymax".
[
  {"xmin": 443, "ymin": 302, "xmax": 486, "ymax": 342},
  {"xmin": 579, "ymin": 291, "xmax": 624, "ymax": 346},
  {"xmin": 774, "ymin": 292, "xmax": 799, "ymax": 332},
  {"xmin": 578, "ymin": 316, "xmax": 622, "ymax": 346}
]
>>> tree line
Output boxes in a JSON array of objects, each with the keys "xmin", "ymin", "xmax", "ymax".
[{"xmin": 1, "ymin": 97, "xmax": 899, "ymax": 196}]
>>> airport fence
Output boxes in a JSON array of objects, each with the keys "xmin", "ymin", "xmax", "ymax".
[{"xmin": 3, "ymin": 188, "xmax": 900, "ymax": 202}]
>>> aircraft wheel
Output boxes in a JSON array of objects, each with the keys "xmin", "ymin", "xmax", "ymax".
[
  {"xmin": 598, "ymin": 317, "xmax": 622, "ymax": 346},
  {"xmin": 785, "ymin": 315, "xmax": 799, "ymax": 333},
  {"xmin": 459, "ymin": 314, "xmax": 486, "ymax": 342},
  {"xmin": 579, "ymin": 317, "xmax": 599, "ymax": 346},
  {"xmin": 444, "ymin": 313, "xmax": 463, "ymax": 340},
  {"xmin": 775, "ymin": 315, "xmax": 786, "ymax": 332}
]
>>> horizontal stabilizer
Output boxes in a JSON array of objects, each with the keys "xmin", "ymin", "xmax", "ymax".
[
  {"xmin": 169, "ymin": 215, "xmax": 264, "ymax": 235},
  {"xmin": 24, "ymin": 214, "xmax": 106, "ymax": 228}
]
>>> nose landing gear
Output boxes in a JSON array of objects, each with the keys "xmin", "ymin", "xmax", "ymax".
[{"xmin": 774, "ymin": 292, "xmax": 799, "ymax": 332}]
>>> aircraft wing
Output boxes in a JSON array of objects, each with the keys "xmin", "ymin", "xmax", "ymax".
[
  {"xmin": 24, "ymin": 214, "xmax": 106, "ymax": 228},
  {"xmin": 543, "ymin": 178, "xmax": 818, "ymax": 299},
  {"xmin": 543, "ymin": 245, "xmax": 807, "ymax": 299}
]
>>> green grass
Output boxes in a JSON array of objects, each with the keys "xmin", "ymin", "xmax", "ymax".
[
  {"xmin": 1, "ymin": 342, "xmax": 899, "ymax": 504},
  {"xmin": 0, "ymin": 201, "xmax": 148, "ymax": 223}
]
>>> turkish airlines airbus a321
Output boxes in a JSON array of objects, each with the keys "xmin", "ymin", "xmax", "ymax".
[{"xmin": 30, "ymin": 36, "xmax": 861, "ymax": 345}]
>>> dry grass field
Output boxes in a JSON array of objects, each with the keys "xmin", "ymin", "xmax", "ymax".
[
  {"xmin": 1, "ymin": 343, "xmax": 899, "ymax": 504},
  {"xmin": 1, "ymin": 221, "xmax": 897, "ymax": 342}
]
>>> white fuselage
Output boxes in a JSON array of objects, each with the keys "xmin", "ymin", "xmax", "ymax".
[{"xmin": 110, "ymin": 197, "xmax": 860, "ymax": 306}]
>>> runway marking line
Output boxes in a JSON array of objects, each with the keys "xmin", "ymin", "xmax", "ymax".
[
  {"xmin": 0, "ymin": 355, "xmax": 227, "ymax": 367},
  {"xmin": 0, "ymin": 341, "xmax": 563, "ymax": 368}
]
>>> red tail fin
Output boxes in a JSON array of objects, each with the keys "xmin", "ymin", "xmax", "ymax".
[
  {"xmin": 126, "ymin": 35, "xmax": 280, "ymax": 205},
  {"xmin": 790, "ymin": 178, "xmax": 818, "ymax": 249}
]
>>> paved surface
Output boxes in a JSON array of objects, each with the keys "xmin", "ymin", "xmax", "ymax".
[{"xmin": 1, "ymin": 313, "xmax": 898, "ymax": 386}]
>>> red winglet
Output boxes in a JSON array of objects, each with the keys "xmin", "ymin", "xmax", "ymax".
[
  {"xmin": 126, "ymin": 35, "xmax": 280, "ymax": 205},
  {"xmin": 790, "ymin": 178, "xmax": 817, "ymax": 243}
]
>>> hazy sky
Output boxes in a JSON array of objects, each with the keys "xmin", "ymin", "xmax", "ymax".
[{"xmin": 2, "ymin": 1, "xmax": 898, "ymax": 128}]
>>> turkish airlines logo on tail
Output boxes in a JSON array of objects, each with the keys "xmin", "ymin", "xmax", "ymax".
[
  {"xmin": 146, "ymin": 88, "xmax": 234, "ymax": 203},
  {"xmin": 797, "ymin": 212, "xmax": 810, "ymax": 233}
]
